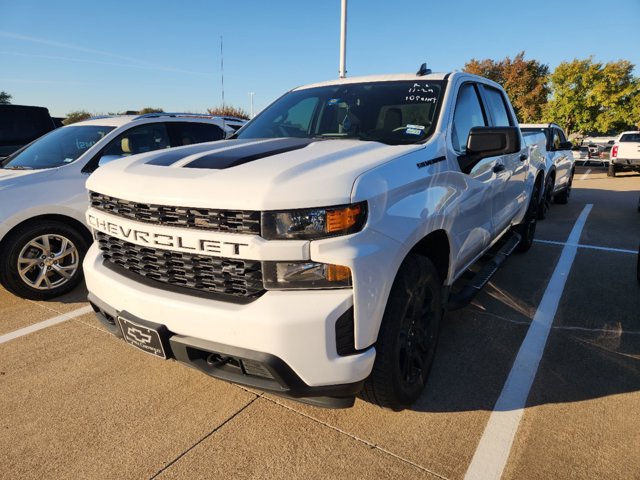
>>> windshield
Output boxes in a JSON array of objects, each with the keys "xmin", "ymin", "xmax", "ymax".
[
  {"xmin": 1, "ymin": 125, "xmax": 115, "ymax": 170},
  {"xmin": 237, "ymin": 80, "xmax": 444, "ymax": 145}
]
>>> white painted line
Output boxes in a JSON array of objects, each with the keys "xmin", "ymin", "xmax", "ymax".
[
  {"xmin": 0, "ymin": 305, "xmax": 93, "ymax": 345},
  {"xmin": 464, "ymin": 204, "xmax": 593, "ymax": 480},
  {"xmin": 535, "ymin": 239, "xmax": 636, "ymax": 255},
  {"xmin": 579, "ymin": 168, "xmax": 592, "ymax": 181}
]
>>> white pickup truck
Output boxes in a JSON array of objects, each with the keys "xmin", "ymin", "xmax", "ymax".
[
  {"xmin": 608, "ymin": 131, "xmax": 640, "ymax": 177},
  {"xmin": 84, "ymin": 69, "xmax": 543, "ymax": 409}
]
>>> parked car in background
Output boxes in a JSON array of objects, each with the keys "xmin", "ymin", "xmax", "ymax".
[
  {"xmin": 0, "ymin": 113, "xmax": 240, "ymax": 300},
  {"xmin": 608, "ymin": 131, "xmax": 640, "ymax": 177},
  {"xmin": 520, "ymin": 123, "xmax": 575, "ymax": 218},
  {"xmin": 572, "ymin": 144, "xmax": 589, "ymax": 163},
  {"xmin": 0, "ymin": 105, "xmax": 58, "ymax": 160}
]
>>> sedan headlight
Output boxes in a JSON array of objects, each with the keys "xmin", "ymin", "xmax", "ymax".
[{"xmin": 261, "ymin": 202, "xmax": 367, "ymax": 240}]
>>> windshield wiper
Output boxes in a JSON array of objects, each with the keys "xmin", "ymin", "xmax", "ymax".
[{"xmin": 3, "ymin": 165, "xmax": 34, "ymax": 170}]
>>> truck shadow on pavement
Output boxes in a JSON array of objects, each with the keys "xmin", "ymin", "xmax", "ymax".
[{"xmin": 410, "ymin": 185, "xmax": 640, "ymax": 412}]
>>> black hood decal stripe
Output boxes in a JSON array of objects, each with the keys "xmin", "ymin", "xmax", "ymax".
[
  {"xmin": 146, "ymin": 139, "xmax": 256, "ymax": 167},
  {"xmin": 183, "ymin": 138, "xmax": 314, "ymax": 170}
]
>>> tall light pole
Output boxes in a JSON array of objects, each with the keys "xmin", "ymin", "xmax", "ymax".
[
  {"xmin": 339, "ymin": 0, "xmax": 347, "ymax": 78},
  {"xmin": 249, "ymin": 92, "xmax": 255, "ymax": 118},
  {"xmin": 220, "ymin": 35, "xmax": 225, "ymax": 108}
]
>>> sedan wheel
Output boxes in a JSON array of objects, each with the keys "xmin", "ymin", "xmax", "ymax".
[
  {"xmin": 17, "ymin": 234, "xmax": 80, "ymax": 290},
  {"xmin": 0, "ymin": 221, "xmax": 89, "ymax": 300}
]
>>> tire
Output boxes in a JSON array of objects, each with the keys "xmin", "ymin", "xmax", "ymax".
[
  {"xmin": 0, "ymin": 220, "xmax": 89, "ymax": 300},
  {"xmin": 361, "ymin": 254, "xmax": 443, "ymax": 410},
  {"xmin": 554, "ymin": 170, "xmax": 574, "ymax": 205},
  {"xmin": 538, "ymin": 175, "xmax": 554, "ymax": 220},
  {"xmin": 637, "ymin": 244, "xmax": 640, "ymax": 284},
  {"xmin": 607, "ymin": 163, "xmax": 616, "ymax": 177},
  {"xmin": 514, "ymin": 177, "xmax": 542, "ymax": 253}
]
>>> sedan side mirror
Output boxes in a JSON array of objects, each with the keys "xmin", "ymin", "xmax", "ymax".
[{"xmin": 558, "ymin": 141, "xmax": 573, "ymax": 150}]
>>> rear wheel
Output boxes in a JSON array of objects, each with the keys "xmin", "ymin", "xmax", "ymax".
[
  {"xmin": 361, "ymin": 254, "xmax": 443, "ymax": 410},
  {"xmin": 607, "ymin": 163, "xmax": 616, "ymax": 177},
  {"xmin": 0, "ymin": 221, "xmax": 89, "ymax": 300}
]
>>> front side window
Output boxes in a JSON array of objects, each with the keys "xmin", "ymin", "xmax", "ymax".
[
  {"xmin": 237, "ymin": 81, "xmax": 444, "ymax": 145},
  {"xmin": 1, "ymin": 126, "xmax": 114, "ymax": 170},
  {"xmin": 551, "ymin": 129, "xmax": 562, "ymax": 150},
  {"xmin": 483, "ymin": 87, "xmax": 512, "ymax": 126},
  {"xmin": 98, "ymin": 123, "xmax": 171, "ymax": 163},
  {"xmin": 451, "ymin": 83, "xmax": 487, "ymax": 153}
]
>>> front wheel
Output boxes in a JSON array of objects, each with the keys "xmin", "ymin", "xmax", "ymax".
[
  {"xmin": 361, "ymin": 254, "xmax": 443, "ymax": 410},
  {"xmin": 554, "ymin": 170, "xmax": 574, "ymax": 205},
  {"xmin": 514, "ymin": 177, "xmax": 542, "ymax": 253},
  {"xmin": 0, "ymin": 221, "xmax": 89, "ymax": 300},
  {"xmin": 538, "ymin": 175, "xmax": 554, "ymax": 220}
]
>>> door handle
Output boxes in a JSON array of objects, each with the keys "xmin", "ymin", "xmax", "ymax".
[{"xmin": 493, "ymin": 164, "xmax": 506, "ymax": 173}]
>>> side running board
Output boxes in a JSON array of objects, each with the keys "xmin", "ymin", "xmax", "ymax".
[{"xmin": 447, "ymin": 232, "xmax": 522, "ymax": 311}]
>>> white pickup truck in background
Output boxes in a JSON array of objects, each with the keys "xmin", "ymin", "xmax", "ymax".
[
  {"xmin": 83, "ymin": 68, "xmax": 544, "ymax": 409},
  {"xmin": 609, "ymin": 131, "xmax": 640, "ymax": 177},
  {"xmin": 520, "ymin": 123, "xmax": 575, "ymax": 218}
]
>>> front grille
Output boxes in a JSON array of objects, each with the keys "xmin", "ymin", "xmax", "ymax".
[
  {"xmin": 90, "ymin": 192, "xmax": 261, "ymax": 235},
  {"xmin": 96, "ymin": 232, "xmax": 264, "ymax": 298}
]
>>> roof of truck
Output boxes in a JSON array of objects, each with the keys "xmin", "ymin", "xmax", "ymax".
[{"xmin": 295, "ymin": 72, "xmax": 451, "ymax": 90}]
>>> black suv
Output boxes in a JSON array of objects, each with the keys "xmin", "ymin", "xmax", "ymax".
[{"xmin": 0, "ymin": 105, "xmax": 58, "ymax": 159}]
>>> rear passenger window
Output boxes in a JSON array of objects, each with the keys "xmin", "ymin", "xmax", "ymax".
[
  {"xmin": 172, "ymin": 122, "xmax": 225, "ymax": 146},
  {"xmin": 452, "ymin": 83, "xmax": 486, "ymax": 153},
  {"xmin": 483, "ymin": 87, "xmax": 511, "ymax": 126}
]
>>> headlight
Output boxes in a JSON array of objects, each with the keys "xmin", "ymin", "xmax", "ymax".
[
  {"xmin": 261, "ymin": 202, "xmax": 367, "ymax": 240},
  {"xmin": 263, "ymin": 261, "xmax": 352, "ymax": 289}
]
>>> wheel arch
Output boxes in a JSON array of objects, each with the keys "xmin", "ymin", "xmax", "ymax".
[
  {"xmin": 407, "ymin": 229, "xmax": 451, "ymax": 285},
  {"xmin": 0, "ymin": 214, "xmax": 92, "ymax": 250}
]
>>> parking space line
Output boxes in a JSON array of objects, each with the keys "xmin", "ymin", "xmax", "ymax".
[
  {"xmin": 534, "ymin": 239, "xmax": 636, "ymax": 255},
  {"xmin": 464, "ymin": 204, "xmax": 592, "ymax": 480},
  {"xmin": 0, "ymin": 305, "xmax": 93, "ymax": 345},
  {"xmin": 579, "ymin": 168, "xmax": 592, "ymax": 181}
]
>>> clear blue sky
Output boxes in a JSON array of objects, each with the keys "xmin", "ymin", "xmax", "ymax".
[{"xmin": 2, "ymin": 0, "xmax": 639, "ymax": 117}]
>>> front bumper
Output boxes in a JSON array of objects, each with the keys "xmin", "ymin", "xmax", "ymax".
[{"xmin": 83, "ymin": 244, "xmax": 376, "ymax": 405}]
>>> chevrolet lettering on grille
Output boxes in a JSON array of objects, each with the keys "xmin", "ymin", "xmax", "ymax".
[{"xmin": 87, "ymin": 209, "xmax": 250, "ymax": 258}]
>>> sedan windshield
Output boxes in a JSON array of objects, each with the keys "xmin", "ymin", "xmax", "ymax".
[
  {"xmin": 2, "ymin": 125, "xmax": 115, "ymax": 170},
  {"xmin": 237, "ymin": 80, "xmax": 444, "ymax": 145}
]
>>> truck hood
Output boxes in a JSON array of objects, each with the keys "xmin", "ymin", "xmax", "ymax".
[{"xmin": 87, "ymin": 138, "xmax": 424, "ymax": 210}]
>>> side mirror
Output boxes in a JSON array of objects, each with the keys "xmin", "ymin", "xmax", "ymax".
[
  {"xmin": 558, "ymin": 141, "xmax": 573, "ymax": 150},
  {"xmin": 466, "ymin": 126, "xmax": 521, "ymax": 161},
  {"xmin": 98, "ymin": 154, "xmax": 123, "ymax": 167}
]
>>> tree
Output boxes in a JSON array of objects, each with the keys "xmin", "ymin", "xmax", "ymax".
[
  {"xmin": 207, "ymin": 105, "xmax": 249, "ymax": 120},
  {"xmin": 63, "ymin": 110, "xmax": 92, "ymax": 125},
  {"xmin": 138, "ymin": 107, "xmax": 164, "ymax": 114},
  {"xmin": 544, "ymin": 58, "xmax": 640, "ymax": 135},
  {"xmin": 0, "ymin": 91, "xmax": 12, "ymax": 104},
  {"xmin": 464, "ymin": 52, "xmax": 549, "ymax": 123}
]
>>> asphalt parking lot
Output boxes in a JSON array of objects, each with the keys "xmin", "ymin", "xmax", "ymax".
[{"xmin": 1, "ymin": 165, "xmax": 638, "ymax": 480}]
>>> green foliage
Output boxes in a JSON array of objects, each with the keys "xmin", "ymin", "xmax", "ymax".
[
  {"xmin": 464, "ymin": 52, "xmax": 549, "ymax": 123},
  {"xmin": 207, "ymin": 105, "xmax": 249, "ymax": 120},
  {"xmin": 0, "ymin": 90, "xmax": 12, "ymax": 104},
  {"xmin": 138, "ymin": 107, "xmax": 164, "ymax": 114},
  {"xmin": 544, "ymin": 58, "xmax": 640, "ymax": 135},
  {"xmin": 63, "ymin": 110, "xmax": 92, "ymax": 125}
]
